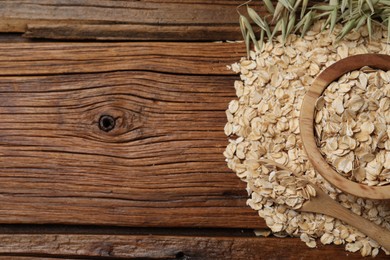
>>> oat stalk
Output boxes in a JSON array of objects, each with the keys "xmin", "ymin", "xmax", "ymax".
[{"xmin": 238, "ymin": 0, "xmax": 390, "ymax": 56}]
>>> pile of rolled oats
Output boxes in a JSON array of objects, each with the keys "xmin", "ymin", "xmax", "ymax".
[
  {"xmin": 247, "ymin": 159, "xmax": 317, "ymax": 210},
  {"xmin": 315, "ymin": 68, "xmax": 390, "ymax": 186},
  {"xmin": 224, "ymin": 21, "xmax": 390, "ymax": 257}
]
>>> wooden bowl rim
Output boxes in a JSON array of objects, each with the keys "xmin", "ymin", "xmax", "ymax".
[{"xmin": 299, "ymin": 54, "xmax": 390, "ymax": 200}]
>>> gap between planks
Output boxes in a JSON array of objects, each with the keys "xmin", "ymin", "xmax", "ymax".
[{"xmin": 0, "ymin": 232, "xmax": 385, "ymax": 259}]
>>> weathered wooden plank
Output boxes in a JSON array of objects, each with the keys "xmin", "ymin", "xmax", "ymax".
[
  {"xmin": 0, "ymin": 255, "xmax": 59, "ymax": 260},
  {"xmin": 23, "ymin": 24, "xmax": 242, "ymax": 41},
  {"xmin": 0, "ymin": 234, "xmax": 386, "ymax": 259},
  {"xmin": 0, "ymin": 0, "xmax": 323, "ymax": 41},
  {"xmin": 0, "ymin": 42, "xmax": 244, "ymax": 76},
  {"xmin": 0, "ymin": 225, "xmax": 258, "ymax": 236},
  {"xmin": 0, "ymin": 0, "xmax": 244, "ymax": 27},
  {"xmin": 0, "ymin": 0, "xmax": 255, "ymax": 40},
  {"xmin": 0, "ymin": 41, "xmax": 264, "ymax": 228}
]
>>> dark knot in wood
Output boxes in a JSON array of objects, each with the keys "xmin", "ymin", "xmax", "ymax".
[{"xmin": 99, "ymin": 115, "xmax": 116, "ymax": 132}]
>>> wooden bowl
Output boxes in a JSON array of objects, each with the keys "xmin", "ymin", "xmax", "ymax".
[{"xmin": 300, "ymin": 54, "xmax": 390, "ymax": 200}]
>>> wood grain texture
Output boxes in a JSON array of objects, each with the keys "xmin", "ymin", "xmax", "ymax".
[
  {"xmin": 0, "ymin": 42, "xmax": 245, "ymax": 76},
  {"xmin": 0, "ymin": 234, "xmax": 387, "ymax": 259},
  {"xmin": 0, "ymin": 0, "xmax": 321, "ymax": 41},
  {"xmin": 300, "ymin": 54, "xmax": 390, "ymax": 200},
  {"xmin": 23, "ymin": 24, "xmax": 243, "ymax": 41},
  {"xmin": 0, "ymin": 254, "xmax": 58, "ymax": 260},
  {"xmin": 0, "ymin": 0, "xmax": 379, "ymax": 258},
  {"xmin": 0, "ymin": 41, "xmax": 266, "ymax": 228},
  {"xmin": 0, "ymin": 0, "xmax": 253, "ymax": 41}
]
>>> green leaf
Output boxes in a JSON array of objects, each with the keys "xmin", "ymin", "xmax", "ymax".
[
  {"xmin": 301, "ymin": 0, "xmax": 309, "ymax": 18},
  {"xmin": 314, "ymin": 11, "xmax": 332, "ymax": 20},
  {"xmin": 330, "ymin": 8, "xmax": 338, "ymax": 32},
  {"xmin": 367, "ymin": 15, "xmax": 372, "ymax": 40},
  {"xmin": 366, "ymin": 0, "xmax": 375, "ymax": 13},
  {"xmin": 281, "ymin": 17, "xmax": 287, "ymax": 42},
  {"xmin": 355, "ymin": 15, "xmax": 367, "ymax": 30},
  {"xmin": 287, "ymin": 13, "xmax": 296, "ymax": 37},
  {"xmin": 294, "ymin": 13, "xmax": 306, "ymax": 32},
  {"xmin": 271, "ymin": 19, "xmax": 283, "ymax": 39},
  {"xmin": 358, "ymin": 0, "xmax": 364, "ymax": 11},
  {"xmin": 295, "ymin": 10, "xmax": 310, "ymax": 31},
  {"xmin": 247, "ymin": 6, "xmax": 265, "ymax": 27},
  {"xmin": 263, "ymin": 0, "xmax": 275, "ymax": 14},
  {"xmin": 239, "ymin": 15, "xmax": 250, "ymax": 58},
  {"xmin": 349, "ymin": 0, "xmax": 353, "ymax": 18},
  {"xmin": 273, "ymin": 2, "xmax": 285, "ymax": 22},
  {"xmin": 379, "ymin": 0, "xmax": 390, "ymax": 5},
  {"xmin": 278, "ymin": 0, "xmax": 293, "ymax": 10},
  {"xmin": 295, "ymin": 10, "xmax": 314, "ymax": 37},
  {"xmin": 247, "ymin": 6, "xmax": 272, "ymax": 39},
  {"xmin": 338, "ymin": 7, "xmax": 351, "ymax": 20},
  {"xmin": 259, "ymin": 29, "xmax": 265, "ymax": 51},
  {"xmin": 321, "ymin": 14, "xmax": 332, "ymax": 31},
  {"xmin": 337, "ymin": 19, "xmax": 357, "ymax": 40},
  {"xmin": 289, "ymin": 0, "xmax": 297, "ymax": 8},
  {"xmin": 239, "ymin": 15, "xmax": 247, "ymax": 41},
  {"xmin": 302, "ymin": 11, "xmax": 314, "ymax": 36},
  {"xmin": 292, "ymin": 0, "xmax": 302, "ymax": 12},
  {"xmin": 387, "ymin": 17, "xmax": 390, "ymax": 44},
  {"xmin": 241, "ymin": 15, "xmax": 261, "ymax": 51},
  {"xmin": 245, "ymin": 31, "xmax": 251, "ymax": 58},
  {"xmin": 341, "ymin": 0, "xmax": 348, "ymax": 13},
  {"xmin": 312, "ymin": 5, "xmax": 336, "ymax": 11}
]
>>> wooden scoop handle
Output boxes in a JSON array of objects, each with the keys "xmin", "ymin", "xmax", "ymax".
[{"xmin": 301, "ymin": 186, "xmax": 390, "ymax": 252}]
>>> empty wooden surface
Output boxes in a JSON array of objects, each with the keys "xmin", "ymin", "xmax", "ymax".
[
  {"xmin": 0, "ymin": 42, "xmax": 244, "ymax": 76},
  {"xmin": 0, "ymin": 233, "xmax": 387, "ymax": 259},
  {"xmin": 0, "ymin": 41, "xmax": 265, "ymax": 229},
  {"xmin": 0, "ymin": 0, "xmax": 249, "ymax": 40}
]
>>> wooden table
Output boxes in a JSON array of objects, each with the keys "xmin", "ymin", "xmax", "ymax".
[{"xmin": 0, "ymin": 1, "xmax": 386, "ymax": 259}]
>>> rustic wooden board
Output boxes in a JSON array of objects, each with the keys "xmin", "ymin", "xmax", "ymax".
[
  {"xmin": 0, "ymin": 0, "xmax": 321, "ymax": 41},
  {"xmin": 0, "ymin": 256, "xmax": 61, "ymax": 260},
  {"xmin": 0, "ymin": 0, "xmax": 251, "ymax": 40},
  {"xmin": 23, "ymin": 24, "xmax": 243, "ymax": 41},
  {"xmin": 0, "ymin": 41, "xmax": 267, "ymax": 228},
  {"xmin": 0, "ymin": 42, "xmax": 244, "ymax": 76},
  {"xmin": 0, "ymin": 234, "xmax": 386, "ymax": 259}
]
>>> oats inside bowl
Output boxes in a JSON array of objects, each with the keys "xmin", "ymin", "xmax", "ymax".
[{"xmin": 314, "ymin": 68, "xmax": 390, "ymax": 186}]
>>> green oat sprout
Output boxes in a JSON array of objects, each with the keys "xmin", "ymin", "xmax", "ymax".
[{"xmin": 238, "ymin": 0, "xmax": 390, "ymax": 56}]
